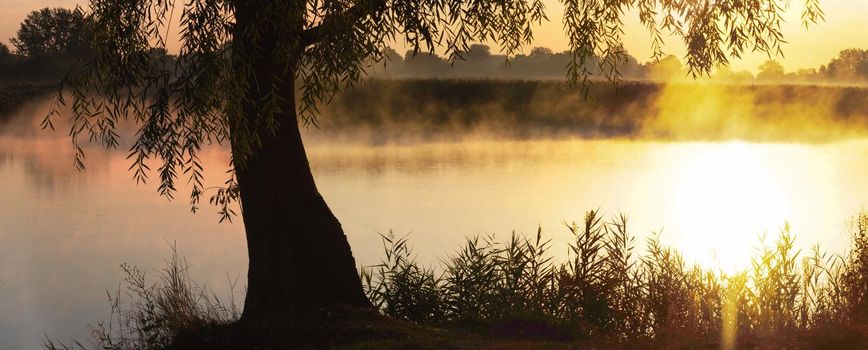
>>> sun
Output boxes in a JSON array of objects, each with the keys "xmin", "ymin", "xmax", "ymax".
[{"xmin": 671, "ymin": 142, "xmax": 790, "ymax": 273}]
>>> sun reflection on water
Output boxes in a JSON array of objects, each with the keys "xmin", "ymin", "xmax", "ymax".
[{"xmin": 672, "ymin": 142, "xmax": 790, "ymax": 273}]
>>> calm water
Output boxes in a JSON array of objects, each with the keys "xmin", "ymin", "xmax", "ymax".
[{"xmin": 2, "ymin": 128, "xmax": 868, "ymax": 347}]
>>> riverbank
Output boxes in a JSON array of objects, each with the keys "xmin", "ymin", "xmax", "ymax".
[{"xmin": 0, "ymin": 82, "xmax": 54, "ymax": 117}]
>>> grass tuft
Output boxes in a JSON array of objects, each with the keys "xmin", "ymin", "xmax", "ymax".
[{"xmin": 45, "ymin": 244, "xmax": 239, "ymax": 350}]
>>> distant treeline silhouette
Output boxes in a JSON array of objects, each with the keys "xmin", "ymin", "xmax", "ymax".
[
  {"xmin": 0, "ymin": 7, "xmax": 174, "ymax": 84},
  {"xmin": 369, "ymin": 45, "xmax": 650, "ymax": 80},
  {"xmin": 5, "ymin": 7, "xmax": 868, "ymax": 85},
  {"xmin": 368, "ymin": 45, "xmax": 868, "ymax": 84},
  {"xmin": 1, "ymin": 7, "xmax": 92, "ymax": 82}
]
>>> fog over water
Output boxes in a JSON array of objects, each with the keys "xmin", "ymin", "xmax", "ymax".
[{"xmin": 3, "ymin": 83, "xmax": 868, "ymax": 348}]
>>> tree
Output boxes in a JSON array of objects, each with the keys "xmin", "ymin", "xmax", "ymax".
[
  {"xmin": 10, "ymin": 7, "xmax": 90, "ymax": 58},
  {"xmin": 645, "ymin": 55, "xmax": 685, "ymax": 81},
  {"xmin": 50, "ymin": 0, "xmax": 823, "ymax": 331},
  {"xmin": 825, "ymin": 49, "xmax": 868, "ymax": 81},
  {"xmin": 757, "ymin": 60, "xmax": 786, "ymax": 81},
  {"xmin": 0, "ymin": 43, "xmax": 12, "ymax": 64},
  {"xmin": 530, "ymin": 47, "xmax": 553, "ymax": 57},
  {"xmin": 468, "ymin": 44, "xmax": 493, "ymax": 59}
]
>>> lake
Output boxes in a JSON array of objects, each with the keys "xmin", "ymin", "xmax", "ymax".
[{"xmin": 2, "ymin": 124, "xmax": 868, "ymax": 347}]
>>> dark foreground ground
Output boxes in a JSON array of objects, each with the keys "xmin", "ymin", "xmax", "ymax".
[
  {"xmin": 164, "ymin": 307, "xmax": 713, "ymax": 350},
  {"xmin": 160, "ymin": 307, "xmax": 864, "ymax": 350}
]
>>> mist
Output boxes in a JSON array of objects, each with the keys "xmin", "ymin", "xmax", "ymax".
[{"xmin": 305, "ymin": 79, "xmax": 868, "ymax": 145}]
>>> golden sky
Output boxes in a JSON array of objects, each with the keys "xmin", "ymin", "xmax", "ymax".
[{"xmin": 2, "ymin": 0, "xmax": 866, "ymax": 73}]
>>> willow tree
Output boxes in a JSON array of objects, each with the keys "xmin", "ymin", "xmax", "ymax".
[{"xmin": 50, "ymin": 0, "xmax": 822, "ymax": 325}]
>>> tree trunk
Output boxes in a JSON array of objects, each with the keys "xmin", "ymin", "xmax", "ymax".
[
  {"xmin": 233, "ymin": 88, "xmax": 372, "ymax": 324},
  {"xmin": 230, "ymin": 3, "xmax": 371, "ymax": 326}
]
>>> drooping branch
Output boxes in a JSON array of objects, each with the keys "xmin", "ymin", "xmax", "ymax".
[
  {"xmin": 301, "ymin": 0, "xmax": 387, "ymax": 47},
  {"xmin": 53, "ymin": 0, "xmax": 825, "ymax": 220}
]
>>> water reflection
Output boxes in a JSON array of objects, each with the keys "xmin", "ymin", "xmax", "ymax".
[
  {"xmin": 310, "ymin": 139, "xmax": 862, "ymax": 269},
  {"xmin": 1, "ymin": 136, "xmax": 867, "ymax": 348},
  {"xmin": 1, "ymin": 143, "xmax": 104, "ymax": 191}
]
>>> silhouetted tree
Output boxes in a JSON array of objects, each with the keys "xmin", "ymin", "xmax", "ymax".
[
  {"xmin": 10, "ymin": 8, "xmax": 90, "ymax": 58},
  {"xmin": 824, "ymin": 49, "xmax": 868, "ymax": 82},
  {"xmin": 530, "ymin": 47, "xmax": 553, "ymax": 57},
  {"xmin": 645, "ymin": 55, "xmax": 685, "ymax": 81},
  {"xmin": 468, "ymin": 44, "xmax": 493, "ymax": 59},
  {"xmin": 49, "ymin": 0, "xmax": 823, "ymax": 333},
  {"xmin": 401, "ymin": 50, "xmax": 451, "ymax": 77},
  {"xmin": 758, "ymin": 60, "xmax": 786, "ymax": 81},
  {"xmin": 0, "ymin": 43, "xmax": 12, "ymax": 64}
]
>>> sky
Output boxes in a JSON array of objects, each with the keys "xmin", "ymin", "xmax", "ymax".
[{"xmin": 2, "ymin": 0, "xmax": 867, "ymax": 73}]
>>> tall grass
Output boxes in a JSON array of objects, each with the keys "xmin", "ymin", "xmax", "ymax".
[
  {"xmin": 362, "ymin": 210, "xmax": 868, "ymax": 347},
  {"xmin": 45, "ymin": 245, "xmax": 240, "ymax": 350},
  {"xmin": 47, "ymin": 213, "xmax": 868, "ymax": 349}
]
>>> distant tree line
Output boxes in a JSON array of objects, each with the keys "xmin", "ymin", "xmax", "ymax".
[
  {"xmin": 0, "ymin": 7, "xmax": 91, "ymax": 82},
  {"xmin": 371, "ymin": 45, "xmax": 868, "ymax": 84},
  {"xmin": 368, "ymin": 45, "xmax": 681, "ymax": 81},
  {"xmin": 0, "ymin": 7, "xmax": 175, "ymax": 84},
  {"xmin": 730, "ymin": 51, "xmax": 868, "ymax": 84},
  {"xmin": 4, "ymin": 7, "xmax": 868, "ymax": 85},
  {"xmin": 788, "ymin": 49, "xmax": 868, "ymax": 83}
]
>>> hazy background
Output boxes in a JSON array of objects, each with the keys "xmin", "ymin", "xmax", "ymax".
[{"xmin": 4, "ymin": 0, "xmax": 868, "ymax": 73}]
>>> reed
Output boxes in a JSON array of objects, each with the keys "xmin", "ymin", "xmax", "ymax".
[
  {"xmin": 46, "ymin": 212, "xmax": 868, "ymax": 349},
  {"xmin": 364, "ymin": 211, "xmax": 868, "ymax": 348},
  {"xmin": 45, "ymin": 244, "xmax": 239, "ymax": 350}
]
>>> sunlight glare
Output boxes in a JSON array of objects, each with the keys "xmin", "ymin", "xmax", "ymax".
[{"xmin": 672, "ymin": 142, "xmax": 790, "ymax": 273}]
